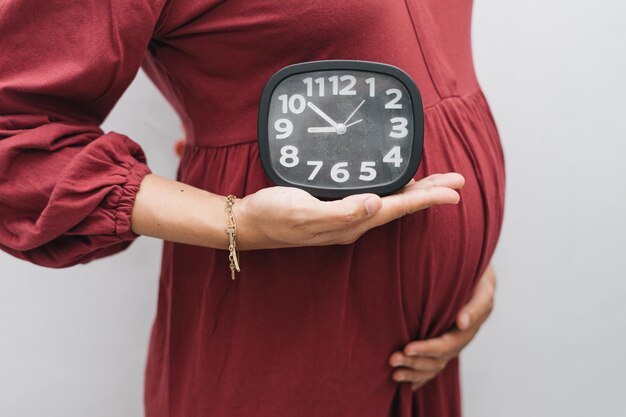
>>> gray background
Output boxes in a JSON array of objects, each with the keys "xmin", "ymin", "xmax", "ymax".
[{"xmin": 1, "ymin": 0, "xmax": 625, "ymax": 416}]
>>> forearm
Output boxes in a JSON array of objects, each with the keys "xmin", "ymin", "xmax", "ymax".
[{"xmin": 130, "ymin": 173, "xmax": 229, "ymax": 250}]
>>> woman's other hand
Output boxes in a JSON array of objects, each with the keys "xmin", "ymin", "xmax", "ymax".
[
  {"xmin": 235, "ymin": 172, "xmax": 465, "ymax": 250},
  {"xmin": 388, "ymin": 264, "xmax": 496, "ymax": 390}
]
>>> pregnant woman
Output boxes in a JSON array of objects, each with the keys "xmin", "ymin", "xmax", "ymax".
[{"xmin": 0, "ymin": 0, "xmax": 505, "ymax": 416}]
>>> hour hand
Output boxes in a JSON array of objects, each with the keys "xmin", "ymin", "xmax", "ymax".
[
  {"xmin": 307, "ymin": 127, "xmax": 337, "ymax": 133},
  {"xmin": 307, "ymin": 101, "xmax": 338, "ymax": 128}
]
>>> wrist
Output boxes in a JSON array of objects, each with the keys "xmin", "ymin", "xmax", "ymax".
[{"xmin": 231, "ymin": 195, "xmax": 257, "ymax": 250}]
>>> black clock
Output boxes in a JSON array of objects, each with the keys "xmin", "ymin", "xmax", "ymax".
[{"xmin": 258, "ymin": 60, "xmax": 424, "ymax": 199}]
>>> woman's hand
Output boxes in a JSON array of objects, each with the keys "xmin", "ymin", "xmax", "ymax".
[
  {"xmin": 388, "ymin": 264, "xmax": 497, "ymax": 390},
  {"xmin": 234, "ymin": 172, "xmax": 465, "ymax": 250},
  {"xmin": 131, "ymin": 172, "xmax": 463, "ymax": 252}
]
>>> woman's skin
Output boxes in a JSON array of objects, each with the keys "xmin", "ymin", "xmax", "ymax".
[
  {"xmin": 131, "ymin": 172, "xmax": 495, "ymax": 389},
  {"xmin": 131, "ymin": 172, "xmax": 465, "ymax": 249}
]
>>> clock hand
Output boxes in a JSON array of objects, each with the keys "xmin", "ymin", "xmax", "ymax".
[
  {"xmin": 307, "ymin": 102, "xmax": 339, "ymax": 128},
  {"xmin": 309, "ymin": 121, "xmax": 361, "ymax": 135},
  {"xmin": 344, "ymin": 119, "xmax": 363, "ymax": 129},
  {"xmin": 343, "ymin": 99, "xmax": 365, "ymax": 125},
  {"xmin": 308, "ymin": 127, "xmax": 338, "ymax": 133}
]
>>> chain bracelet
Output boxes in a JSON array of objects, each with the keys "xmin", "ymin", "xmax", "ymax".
[{"xmin": 225, "ymin": 194, "xmax": 241, "ymax": 280}]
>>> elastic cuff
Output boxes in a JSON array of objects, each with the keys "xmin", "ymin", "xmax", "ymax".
[{"xmin": 113, "ymin": 161, "xmax": 152, "ymax": 240}]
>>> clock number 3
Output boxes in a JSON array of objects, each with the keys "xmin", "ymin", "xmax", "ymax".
[{"xmin": 389, "ymin": 117, "xmax": 408, "ymax": 138}]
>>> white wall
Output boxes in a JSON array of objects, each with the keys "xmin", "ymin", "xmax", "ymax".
[
  {"xmin": 0, "ymin": 74, "xmax": 182, "ymax": 417},
  {"xmin": 1, "ymin": 1, "xmax": 625, "ymax": 416},
  {"xmin": 462, "ymin": 1, "xmax": 626, "ymax": 416}
]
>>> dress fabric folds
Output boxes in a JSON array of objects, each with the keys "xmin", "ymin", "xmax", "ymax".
[{"xmin": 0, "ymin": 1, "xmax": 506, "ymax": 416}]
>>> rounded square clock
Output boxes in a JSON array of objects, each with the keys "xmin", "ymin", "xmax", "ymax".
[{"xmin": 258, "ymin": 60, "xmax": 424, "ymax": 199}]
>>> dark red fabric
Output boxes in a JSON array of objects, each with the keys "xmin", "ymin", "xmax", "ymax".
[{"xmin": 0, "ymin": 1, "xmax": 506, "ymax": 416}]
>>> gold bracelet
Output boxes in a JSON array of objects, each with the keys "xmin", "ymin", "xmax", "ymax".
[{"xmin": 225, "ymin": 194, "xmax": 241, "ymax": 280}]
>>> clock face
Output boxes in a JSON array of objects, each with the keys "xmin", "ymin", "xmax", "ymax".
[{"xmin": 258, "ymin": 61, "xmax": 424, "ymax": 199}]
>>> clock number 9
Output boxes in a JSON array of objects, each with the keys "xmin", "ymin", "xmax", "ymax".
[
  {"xmin": 279, "ymin": 145, "xmax": 299, "ymax": 168},
  {"xmin": 274, "ymin": 118, "xmax": 293, "ymax": 139}
]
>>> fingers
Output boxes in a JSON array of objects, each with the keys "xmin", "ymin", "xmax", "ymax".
[
  {"xmin": 389, "ymin": 331, "xmax": 473, "ymax": 390},
  {"xmin": 456, "ymin": 265, "xmax": 496, "ymax": 331},
  {"xmin": 305, "ymin": 173, "xmax": 464, "ymax": 245},
  {"xmin": 291, "ymin": 173, "xmax": 464, "ymax": 246},
  {"xmin": 393, "ymin": 368, "xmax": 440, "ymax": 389},
  {"xmin": 376, "ymin": 172, "xmax": 464, "ymax": 217},
  {"xmin": 389, "ymin": 351, "xmax": 447, "ymax": 372},
  {"xmin": 304, "ymin": 173, "xmax": 463, "ymax": 234},
  {"xmin": 389, "ymin": 351, "xmax": 449, "ymax": 390},
  {"xmin": 328, "ymin": 173, "xmax": 463, "ymax": 238},
  {"xmin": 385, "ymin": 185, "xmax": 460, "ymax": 216},
  {"xmin": 403, "ymin": 331, "xmax": 474, "ymax": 359},
  {"xmin": 410, "ymin": 172, "xmax": 465, "ymax": 191}
]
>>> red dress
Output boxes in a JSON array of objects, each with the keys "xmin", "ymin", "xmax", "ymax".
[{"xmin": 0, "ymin": 1, "xmax": 506, "ymax": 416}]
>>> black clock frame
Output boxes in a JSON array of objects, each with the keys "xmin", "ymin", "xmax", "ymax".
[{"xmin": 257, "ymin": 60, "xmax": 424, "ymax": 199}]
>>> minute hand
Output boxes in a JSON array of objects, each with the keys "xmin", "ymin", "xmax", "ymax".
[{"xmin": 307, "ymin": 102, "xmax": 338, "ymax": 128}]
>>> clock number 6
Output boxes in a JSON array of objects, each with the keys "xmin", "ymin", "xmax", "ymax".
[{"xmin": 330, "ymin": 162, "xmax": 350, "ymax": 183}]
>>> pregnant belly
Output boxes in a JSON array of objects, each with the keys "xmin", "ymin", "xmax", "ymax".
[
  {"xmin": 397, "ymin": 91, "xmax": 506, "ymax": 340},
  {"xmin": 161, "ymin": 90, "xmax": 505, "ymax": 417}
]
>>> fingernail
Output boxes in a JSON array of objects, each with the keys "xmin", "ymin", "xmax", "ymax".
[
  {"xmin": 392, "ymin": 358, "xmax": 404, "ymax": 367},
  {"xmin": 390, "ymin": 353, "xmax": 404, "ymax": 367},
  {"xmin": 459, "ymin": 313, "xmax": 471, "ymax": 329},
  {"xmin": 364, "ymin": 197, "xmax": 380, "ymax": 215},
  {"xmin": 393, "ymin": 372, "xmax": 407, "ymax": 382}
]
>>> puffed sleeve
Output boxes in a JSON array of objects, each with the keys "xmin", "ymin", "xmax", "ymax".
[{"xmin": 0, "ymin": 0, "xmax": 168, "ymax": 267}]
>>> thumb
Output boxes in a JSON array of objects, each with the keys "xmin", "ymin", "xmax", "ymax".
[
  {"xmin": 339, "ymin": 193, "xmax": 383, "ymax": 216},
  {"xmin": 456, "ymin": 272, "xmax": 495, "ymax": 330},
  {"xmin": 313, "ymin": 193, "xmax": 383, "ymax": 233}
]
